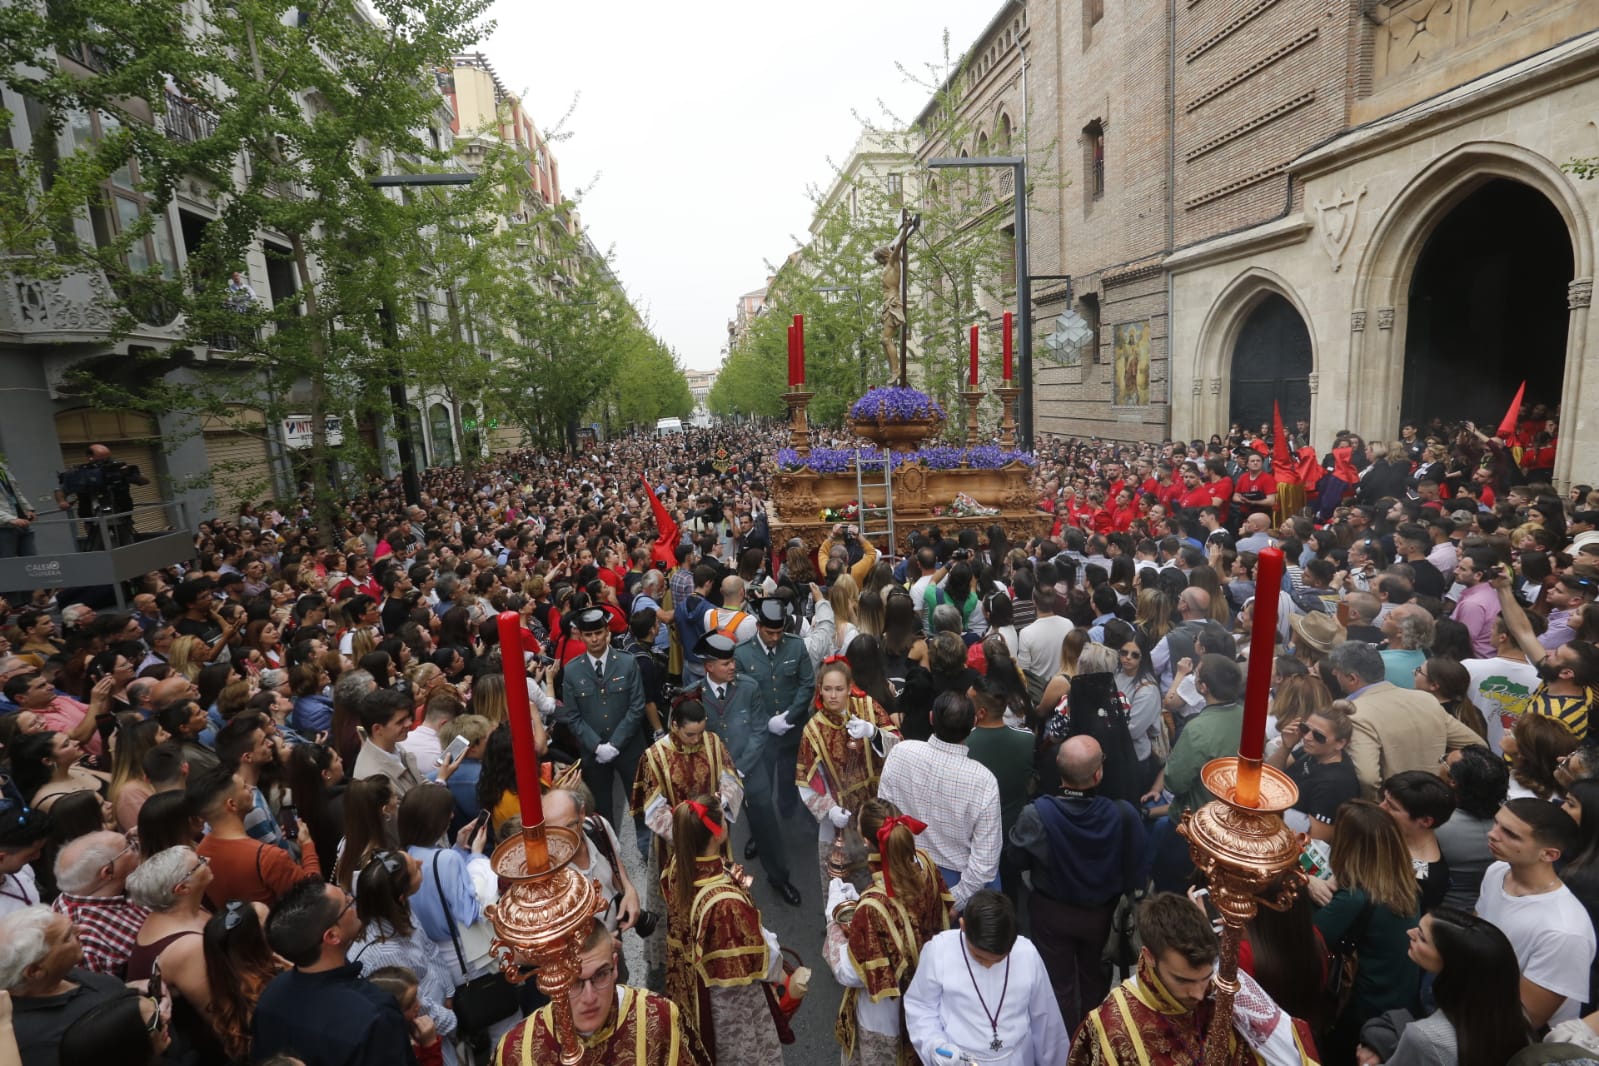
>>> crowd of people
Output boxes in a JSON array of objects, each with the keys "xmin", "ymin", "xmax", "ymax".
[{"xmin": 0, "ymin": 402, "xmax": 1592, "ymax": 1066}]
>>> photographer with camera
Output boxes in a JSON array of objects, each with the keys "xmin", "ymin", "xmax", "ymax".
[{"xmin": 53, "ymin": 443, "xmax": 149, "ymax": 550}]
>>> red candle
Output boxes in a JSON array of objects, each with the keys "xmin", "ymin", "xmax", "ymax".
[
  {"xmin": 1236, "ymin": 547, "xmax": 1285, "ymax": 803},
  {"xmin": 969, "ymin": 324, "xmax": 979, "ymax": 386},
  {"xmin": 1002, "ymin": 311, "xmax": 1014, "ymax": 381},
  {"xmin": 794, "ymin": 314, "xmax": 805, "ymax": 385},
  {"xmin": 786, "ymin": 325, "xmax": 797, "ymax": 387},
  {"xmin": 496, "ymin": 611, "xmax": 546, "ymax": 840}
]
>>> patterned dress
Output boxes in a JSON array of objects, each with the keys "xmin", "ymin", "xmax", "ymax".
[
  {"xmin": 826, "ymin": 848, "xmax": 953, "ymax": 1066},
  {"xmin": 632, "ymin": 732, "xmax": 737, "ymax": 974},
  {"xmin": 662, "ymin": 854, "xmax": 783, "ymax": 1065},
  {"xmin": 494, "ymin": 985, "xmax": 711, "ymax": 1066},
  {"xmin": 795, "ymin": 693, "xmax": 900, "ymax": 888}
]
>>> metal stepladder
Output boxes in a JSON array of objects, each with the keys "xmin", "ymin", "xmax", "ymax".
[{"xmin": 853, "ymin": 448, "xmax": 896, "ymax": 560}]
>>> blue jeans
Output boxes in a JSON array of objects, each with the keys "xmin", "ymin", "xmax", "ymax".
[
  {"xmin": 937, "ymin": 864, "xmax": 1002, "ymax": 899},
  {"xmin": 0, "ymin": 525, "xmax": 36, "ymax": 558}
]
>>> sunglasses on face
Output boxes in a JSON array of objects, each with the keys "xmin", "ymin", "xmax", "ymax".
[
  {"xmin": 1307, "ymin": 728, "xmax": 1329, "ymax": 744},
  {"xmin": 1119, "ymin": 650, "xmax": 1141, "ymax": 659}
]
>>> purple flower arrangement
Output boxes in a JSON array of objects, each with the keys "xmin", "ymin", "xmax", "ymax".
[
  {"xmin": 847, "ymin": 386, "xmax": 947, "ymax": 423},
  {"xmin": 776, "ymin": 445, "xmax": 1034, "ymax": 472}
]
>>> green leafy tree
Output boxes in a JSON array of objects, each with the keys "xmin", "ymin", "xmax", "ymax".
[{"xmin": 0, "ymin": 0, "xmax": 494, "ymax": 533}]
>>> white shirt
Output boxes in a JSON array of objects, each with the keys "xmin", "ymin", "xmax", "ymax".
[
  {"xmin": 402, "ymin": 723, "xmax": 441, "ymax": 773},
  {"xmin": 878, "ymin": 737, "xmax": 1001, "ymax": 910},
  {"xmin": 1463, "ymin": 654, "xmax": 1539, "ymax": 755},
  {"xmin": 0, "ymin": 866, "xmax": 39, "ymax": 919},
  {"xmin": 1475, "ymin": 861, "xmax": 1595, "ymax": 1026},
  {"xmin": 1017, "ymin": 614, "xmax": 1072, "ymax": 680},
  {"xmin": 903, "ymin": 930, "xmax": 1068, "ymax": 1066}
]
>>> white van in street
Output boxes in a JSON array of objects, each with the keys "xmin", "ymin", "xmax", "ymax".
[{"xmin": 655, "ymin": 417, "xmax": 683, "ymax": 435}]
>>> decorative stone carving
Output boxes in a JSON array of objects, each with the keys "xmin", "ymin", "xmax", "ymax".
[
  {"xmin": 1312, "ymin": 184, "xmax": 1366, "ymax": 271},
  {"xmin": 1351, "ymin": 310, "xmax": 1367, "ymax": 331},
  {"xmin": 3, "ymin": 271, "xmax": 116, "ymax": 334},
  {"xmin": 1372, "ymin": 0, "xmax": 1458, "ymax": 85},
  {"xmin": 1308, "ymin": 372, "xmax": 1319, "ymax": 395},
  {"xmin": 1209, "ymin": 377, "xmax": 1222, "ymax": 395},
  {"xmin": 1570, "ymin": 278, "xmax": 1593, "ymax": 310},
  {"xmin": 1377, "ymin": 307, "xmax": 1395, "ymax": 330},
  {"xmin": 1192, "ymin": 379, "xmax": 1203, "ymax": 395}
]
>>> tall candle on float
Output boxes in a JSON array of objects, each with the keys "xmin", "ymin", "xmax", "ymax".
[
  {"xmin": 1002, "ymin": 311, "xmax": 1013, "ymax": 381},
  {"xmin": 968, "ymin": 325, "xmax": 979, "ymax": 386}
]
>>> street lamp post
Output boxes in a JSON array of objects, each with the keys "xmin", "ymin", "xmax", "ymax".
[
  {"xmin": 365, "ymin": 171, "xmax": 477, "ymax": 506},
  {"xmin": 925, "ymin": 155, "xmax": 1032, "ymax": 451}
]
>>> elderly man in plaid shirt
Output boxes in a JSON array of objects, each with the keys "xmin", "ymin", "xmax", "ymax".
[{"xmin": 49, "ymin": 829, "xmax": 148, "ymax": 977}]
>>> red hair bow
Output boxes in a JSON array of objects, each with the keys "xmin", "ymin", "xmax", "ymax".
[
  {"xmin": 875, "ymin": 814, "xmax": 928, "ymax": 897},
  {"xmin": 685, "ymin": 800, "xmax": 724, "ymax": 837}
]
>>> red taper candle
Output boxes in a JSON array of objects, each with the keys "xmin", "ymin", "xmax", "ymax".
[
  {"xmin": 795, "ymin": 314, "xmax": 805, "ymax": 384},
  {"xmin": 496, "ymin": 610, "xmax": 546, "ymax": 839},
  {"xmin": 786, "ymin": 324, "xmax": 797, "ymax": 387},
  {"xmin": 1002, "ymin": 311, "xmax": 1014, "ymax": 381},
  {"xmin": 1235, "ymin": 546, "xmax": 1285, "ymax": 807},
  {"xmin": 969, "ymin": 324, "xmax": 979, "ymax": 386}
]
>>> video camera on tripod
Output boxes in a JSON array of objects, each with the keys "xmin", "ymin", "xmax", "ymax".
[{"xmin": 58, "ymin": 458, "xmax": 140, "ymax": 501}]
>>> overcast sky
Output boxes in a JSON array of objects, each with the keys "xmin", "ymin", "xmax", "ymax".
[{"xmin": 482, "ymin": 0, "xmax": 1002, "ymax": 372}]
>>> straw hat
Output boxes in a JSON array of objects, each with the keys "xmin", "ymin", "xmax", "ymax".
[{"xmin": 1288, "ymin": 610, "xmax": 1347, "ymax": 656}]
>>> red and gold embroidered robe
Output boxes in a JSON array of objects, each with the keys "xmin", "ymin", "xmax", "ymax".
[{"xmin": 493, "ymin": 985, "xmax": 711, "ymax": 1066}]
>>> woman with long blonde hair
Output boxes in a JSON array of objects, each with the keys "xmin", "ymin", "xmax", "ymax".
[
  {"xmin": 663, "ymin": 795, "xmax": 783, "ymax": 1064},
  {"xmin": 824, "ymin": 798, "xmax": 952, "ymax": 1065},
  {"xmin": 1311, "ymin": 799, "xmax": 1421, "ymax": 1060},
  {"xmin": 169, "ymin": 635, "xmax": 206, "ymax": 682},
  {"xmin": 1134, "ymin": 587, "xmax": 1174, "ymax": 644}
]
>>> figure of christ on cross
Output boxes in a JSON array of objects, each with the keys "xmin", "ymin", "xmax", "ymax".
[{"xmin": 874, "ymin": 207, "xmax": 920, "ymax": 387}]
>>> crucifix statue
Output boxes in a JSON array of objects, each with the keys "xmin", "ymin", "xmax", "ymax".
[{"xmin": 873, "ymin": 207, "xmax": 919, "ymax": 387}]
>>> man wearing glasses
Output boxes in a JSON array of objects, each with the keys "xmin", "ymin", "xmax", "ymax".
[
  {"xmin": 0, "ymin": 904, "xmax": 139, "ymax": 1066},
  {"xmin": 48, "ymin": 829, "xmax": 148, "ymax": 978},
  {"xmin": 493, "ymin": 919, "xmax": 710, "ymax": 1066},
  {"xmin": 252, "ymin": 877, "xmax": 414, "ymax": 1066}
]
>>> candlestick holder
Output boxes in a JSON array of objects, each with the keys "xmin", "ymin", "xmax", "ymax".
[
  {"xmin": 959, "ymin": 389, "xmax": 985, "ymax": 448},
  {"xmin": 994, "ymin": 385, "xmax": 1020, "ymax": 449},
  {"xmin": 486, "ymin": 825, "xmax": 608, "ymax": 1066},
  {"xmin": 1177, "ymin": 758, "xmax": 1303, "ymax": 1066},
  {"xmin": 784, "ymin": 388, "xmax": 814, "ymax": 457}
]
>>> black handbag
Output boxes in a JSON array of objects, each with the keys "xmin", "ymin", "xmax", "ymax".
[{"xmin": 432, "ymin": 851, "xmax": 520, "ymax": 1035}]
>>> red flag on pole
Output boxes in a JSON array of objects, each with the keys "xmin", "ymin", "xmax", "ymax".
[
  {"xmin": 1497, "ymin": 380, "xmax": 1526, "ymax": 440},
  {"xmin": 1271, "ymin": 401, "xmax": 1298, "ymax": 485},
  {"xmin": 642, "ymin": 476, "xmax": 678, "ymax": 568}
]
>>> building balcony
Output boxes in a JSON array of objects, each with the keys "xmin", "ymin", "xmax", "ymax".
[{"xmin": 162, "ymin": 91, "xmax": 219, "ymax": 144}]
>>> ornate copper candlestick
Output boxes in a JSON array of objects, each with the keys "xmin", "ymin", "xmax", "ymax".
[
  {"xmin": 784, "ymin": 388, "xmax": 814, "ymax": 457},
  {"xmin": 994, "ymin": 385, "xmax": 1020, "ymax": 449},
  {"xmin": 1177, "ymin": 758, "xmax": 1304, "ymax": 1066},
  {"xmin": 958, "ymin": 389, "xmax": 984, "ymax": 447},
  {"xmin": 486, "ymin": 826, "xmax": 607, "ymax": 1066},
  {"xmin": 487, "ymin": 612, "xmax": 607, "ymax": 1065}
]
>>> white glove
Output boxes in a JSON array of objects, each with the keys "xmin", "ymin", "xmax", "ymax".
[
  {"xmin": 846, "ymin": 717, "xmax": 876, "ymax": 740},
  {"xmin": 767, "ymin": 713, "xmax": 794, "ymax": 736},
  {"xmin": 829, "ymin": 805, "xmax": 852, "ymax": 829},
  {"xmin": 825, "ymin": 877, "xmax": 860, "ymax": 921},
  {"xmin": 595, "ymin": 743, "xmax": 619, "ymax": 764}
]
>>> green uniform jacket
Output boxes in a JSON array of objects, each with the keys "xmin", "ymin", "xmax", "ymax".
[
  {"xmin": 560, "ymin": 651, "xmax": 646, "ymax": 755},
  {"xmin": 732, "ymin": 632, "xmax": 816, "ymax": 737},
  {"xmin": 698, "ymin": 677, "xmax": 768, "ymax": 796}
]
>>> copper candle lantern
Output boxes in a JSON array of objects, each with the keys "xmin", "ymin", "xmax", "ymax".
[{"xmin": 1177, "ymin": 758, "xmax": 1304, "ymax": 1066}]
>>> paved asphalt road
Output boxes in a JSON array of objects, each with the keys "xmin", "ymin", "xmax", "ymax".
[{"xmin": 608, "ymin": 790, "xmax": 847, "ymax": 1063}]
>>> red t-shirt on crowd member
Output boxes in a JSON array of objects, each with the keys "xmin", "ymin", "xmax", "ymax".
[
  {"xmin": 1179, "ymin": 484, "xmax": 1219, "ymax": 512},
  {"xmin": 1235, "ymin": 471, "xmax": 1276, "ymax": 499},
  {"xmin": 1208, "ymin": 475, "xmax": 1234, "ymax": 522}
]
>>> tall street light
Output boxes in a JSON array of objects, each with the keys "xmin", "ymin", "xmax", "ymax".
[
  {"xmin": 924, "ymin": 155, "xmax": 1033, "ymax": 450},
  {"xmin": 366, "ymin": 171, "xmax": 477, "ymax": 506}
]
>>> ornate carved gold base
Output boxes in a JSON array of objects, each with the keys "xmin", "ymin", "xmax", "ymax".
[
  {"xmin": 487, "ymin": 825, "xmax": 608, "ymax": 1066},
  {"xmin": 994, "ymin": 386, "xmax": 1020, "ymax": 449},
  {"xmin": 958, "ymin": 390, "xmax": 985, "ymax": 447},
  {"xmin": 1177, "ymin": 758, "xmax": 1304, "ymax": 1066},
  {"xmin": 784, "ymin": 390, "xmax": 814, "ymax": 456}
]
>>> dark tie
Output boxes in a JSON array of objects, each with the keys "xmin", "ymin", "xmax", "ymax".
[
  {"xmin": 714, "ymin": 685, "xmax": 725, "ymax": 701},
  {"xmin": 592, "ymin": 657, "xmax": 604, "ymax": 675}
]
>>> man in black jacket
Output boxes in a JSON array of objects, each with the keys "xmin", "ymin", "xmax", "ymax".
[{"xmin": 1006, "ymin": 735, "xmax": 1144, "ymax": 1036}]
